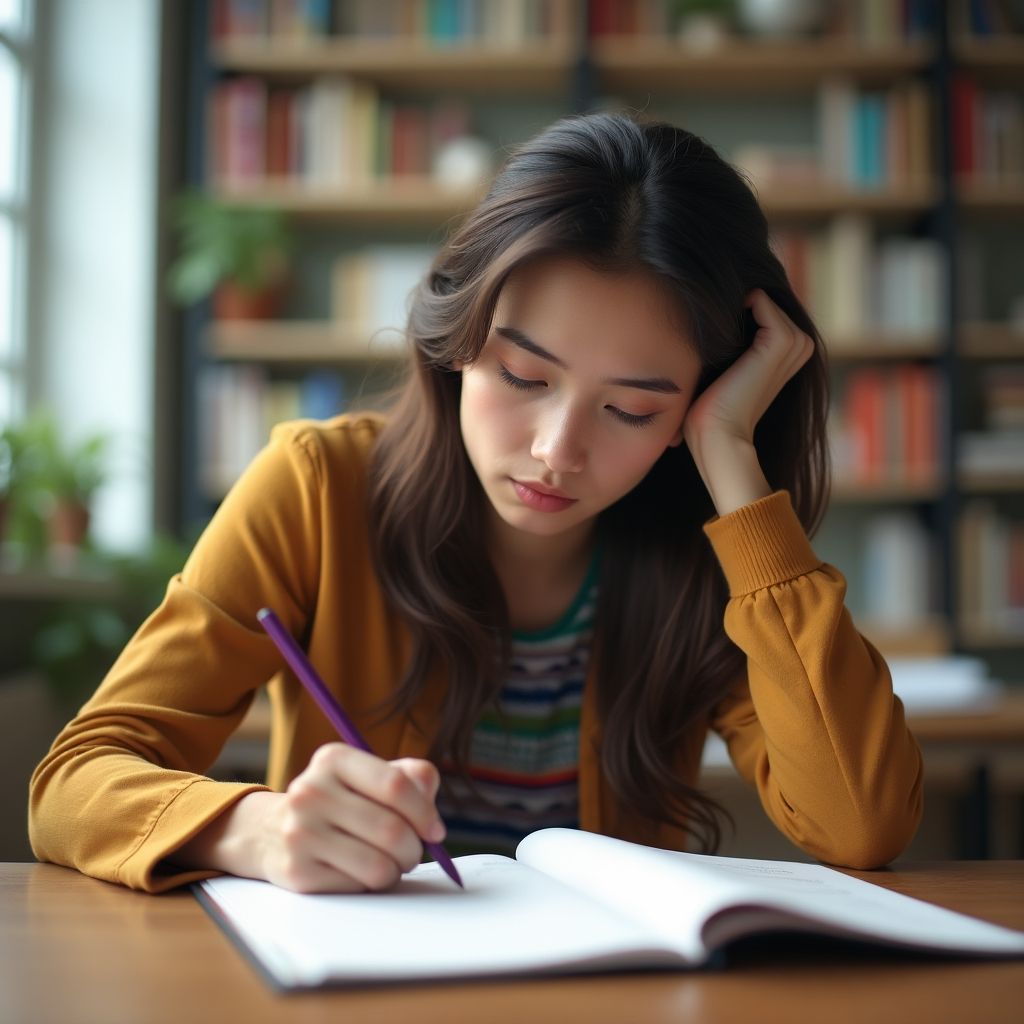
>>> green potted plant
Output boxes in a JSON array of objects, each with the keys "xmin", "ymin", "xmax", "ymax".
[
  {"xmin": 0, "ymin": 424, "xmax": 17, "ymax": 545},
  {"xmin": 670, "ymin": 0, "xmax": 736, "ymax": 46},
  {"xmin": 20, "ymin": 414, "xmax": 111, "ymax": 553},
  {"xmin": 167, "ymin": 191, "xmax": 293, "ymax": 319},
  {"xmin": 1, "ymin": 418, "xmax": 50, "ymax": 558}
]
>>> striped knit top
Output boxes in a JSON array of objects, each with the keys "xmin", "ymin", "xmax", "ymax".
[{"xmin": 436, "ymin": 558, "xmax": 598, "ymax": 857}]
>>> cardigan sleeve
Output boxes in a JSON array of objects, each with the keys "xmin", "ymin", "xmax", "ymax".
[
  {"xmin": 704, "ymin": 490, "xmax": 923, "ymax": 869},
  {"xmin": 28, "ymin": 421, "xmax": 335, "ymax": 892}
]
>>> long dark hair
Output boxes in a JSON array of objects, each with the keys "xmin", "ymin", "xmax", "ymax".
[{"xmin": 368, "ymin": 113, "xmax": 830, "ymax": 851}]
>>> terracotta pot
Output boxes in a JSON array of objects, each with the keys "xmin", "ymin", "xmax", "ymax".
[
  {"xmin": 48, "ymin": 499, "xmax": 91, "ymax": 549},
  {"xmin": 213, "ymin": 278, "xmax": 288, "ymax": 320}
]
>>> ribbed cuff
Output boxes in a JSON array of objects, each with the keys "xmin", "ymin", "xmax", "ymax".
[
  {"xmin": 702, "ymin": 490, "xmax": 822, "ymax": 596},
  {"xmin": 118, "ymin": 778, "xmax": 270, "ymax": 893}
]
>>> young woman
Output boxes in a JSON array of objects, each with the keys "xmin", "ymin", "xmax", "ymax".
[{"xmin": 29, "ymin": 113, "xmax": 922, "ymax": 894}]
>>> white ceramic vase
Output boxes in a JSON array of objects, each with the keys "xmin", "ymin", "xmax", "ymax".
[{"xmin": 737, "ymin": 0, "xmax": 826, "ymax": 38}]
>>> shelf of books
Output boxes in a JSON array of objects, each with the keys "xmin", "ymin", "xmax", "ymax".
[
  {"xmin": 950, "ymin": 5, "xmax": 1024, "ymax": 666},
  {"xmin": 205, "ymin": 0, "xmax": 579, "ymax": 204},
  {"xmin": 958, "ymin": 499, "xmax": 1024, "ymax": 649},
  {"xmin": 210, "ymin": 0, "xmax": 580, "ymax": 55}
]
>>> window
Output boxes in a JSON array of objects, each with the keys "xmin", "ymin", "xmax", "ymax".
[{"xmin": 0, "ymin": 0, "xmax": 31, "ymax": 423}]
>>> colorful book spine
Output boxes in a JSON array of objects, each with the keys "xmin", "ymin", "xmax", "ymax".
[
  {"xmin": 820, "ymin": 80, "xmax": 931, "ymax": 189},
  {"xmin": 771, "ymin": 224, "xmax": 942, "ymax": 342},
  {"xmin": 959, "ymin": 502, "xmax": 1024, "ymax": 633},
  {"xmin": 208, "ymin": 78, "xmax": 480, "ymax": 185},
  {"xmin": 952, "ymin": 77, "xmax": 1024, "ymax": 181},
  {"xmin": 862, "ymin": 511, "xmax": 934, "ymax": 626},
  {"xmin": 834, "ymin": 366, "xmax": 940, "ymax": 486},
  {"xmin": 198, "ymin": 366, "xmax": 349, "ymax": 496}
]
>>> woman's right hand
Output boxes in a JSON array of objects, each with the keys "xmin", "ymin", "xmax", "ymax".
[{"xmin": 172, "ymin": 745, "xmax": 447, "ymax": 893}]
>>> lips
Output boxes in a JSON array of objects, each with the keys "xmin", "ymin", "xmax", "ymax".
[
  {"xmin": 517, "ymin": 479, "xmax": 571, "ymax": 499},
  {"xmin": 510, "ymin": 479, "xmax": 578, "ymax": 513}
]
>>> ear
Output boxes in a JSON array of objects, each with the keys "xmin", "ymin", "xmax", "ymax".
[{"xmin": 451, "ymin": 358, "xmax": 465, "ymax": 371}]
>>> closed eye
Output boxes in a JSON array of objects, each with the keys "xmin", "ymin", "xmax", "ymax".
[
  {"xmin": 499, "ymin": 362, "xmax": 656, "ymax": 427},
  {"xmin": 607, "ymin": 407, "xmax": 657, "ymax": 428},
  {"xmin": 498, "ymin": 364, "xmax": 546, "ymax": 391}
]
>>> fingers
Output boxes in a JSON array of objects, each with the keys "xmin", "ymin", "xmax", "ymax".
[
  {"xmin": 270, "ymin": 745, "xmax": 445, "ymax": 894},
  {"xmin": 744, "ymin": 288, "xmax": 815, "ymax": 375},
  {"xmin": 286, "ymin": 767, "xmax": 423, "ymax": 872},
  {"xmin": 307, "ymin": 746, "xmax": 445, "ymax": 844},
  {"xmin": 274, "ymin": 818, "xmax": 408, "ymax": 894},
  {"xmin": 393, "ymin": 757, "xmax": 442, "ymax": 801}
]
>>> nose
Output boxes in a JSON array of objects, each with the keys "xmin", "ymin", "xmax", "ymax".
[{"xmin": 531, "ymin": 406, "xmax": 587, "ymax": 475}]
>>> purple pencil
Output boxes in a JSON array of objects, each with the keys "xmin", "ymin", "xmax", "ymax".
[{"xmin": 257, "ymin": 606, "xmax": 464, "ymax": 889}]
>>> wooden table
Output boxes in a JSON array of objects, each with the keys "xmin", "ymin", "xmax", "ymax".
[{"xmin": 2, "ymin": 862, "xmax": 1022, "ymax": 1024}]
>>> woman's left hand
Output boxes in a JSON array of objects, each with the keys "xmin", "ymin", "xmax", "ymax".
[
  {"xmin": 683, "ymin": 289, "xmax": 814, "ymax": 451},
  {"xmin": 682, "ymin": 289, "xmax": 815, "ymax": 515}
]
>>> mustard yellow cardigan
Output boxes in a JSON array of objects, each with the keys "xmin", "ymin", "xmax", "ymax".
[{"xmin": 29, "ymin": 415, "xmax": 923, "ymax": 891}]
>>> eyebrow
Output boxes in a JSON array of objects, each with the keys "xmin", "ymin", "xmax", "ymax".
[{"xmin": 494, "ymin": 326, "xmax": 682, "ymax": 395}]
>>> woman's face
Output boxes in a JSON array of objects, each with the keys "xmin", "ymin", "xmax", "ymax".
[{"xmin": 459, "ymin": 256, "xmax": 702, "ymax": 544}]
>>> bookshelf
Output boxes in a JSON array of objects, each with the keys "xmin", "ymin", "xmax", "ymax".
[
  {"xmin": 177, "ymin": 0, "xmax": 1023, "ymax": 676},
  {"xmin": 950, "ymin": 5, "xmax": 1024, "ymax": 672}
]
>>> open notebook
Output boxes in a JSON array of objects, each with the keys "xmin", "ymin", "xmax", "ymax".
[{"xmin": 196, "ymin": 828, "xmax": 1024, "ymax": 990}]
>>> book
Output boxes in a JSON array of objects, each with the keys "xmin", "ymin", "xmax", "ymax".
[
  {"xmin": 330, "ymin": 244, "xmax": 436, "ymax": 340},
  {"xmin": 959, "ymin": 499, "xmax": 1024, "ymax": 632},
  {"xmin": 861, "ymin": 511, "xmax": 933, "ymax": 626},
  {"xmin": 195, "ymin": 827, "xmax": 1024, "ymax": 990},
  {"xmin": 886, "ymin": 655, "xmax": 1004, "ymax": 714}
]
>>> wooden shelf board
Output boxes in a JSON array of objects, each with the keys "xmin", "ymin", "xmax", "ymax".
[
  {"xmin": 826, "ymin": 334, "xmax": 942, "ymax": 359},
  {"xmin": 209, "ymin": 325, "xmax": 952, "ymax": 367},
  {"xmin": 957, "ymin": 472, "xmax": 1024, "ymax": 494},
  {"xmin": 831, "ymin": 478, "xmax": 944, "ymax": 502},
  {"xmin": 591, "ymin": 38, "xmax": 933, "ymax": 90},
  {"xmin": 953, "ymin": 37, "xmax": 1024, "ymax": 78},
  {"xmin": 958, "ymin": 624, "xmax": 1024, "ymax": 651},
  {"xmin": 213, "ymin": 179, "xmax": 938, "ymax": 220},
  {"xmin": 212, "ymin": 38, "xmax": 575, "ymax": 91},
  {"xmin": 760, "ymin": 181, "xmax": 939, "ymax": 217},
  {"xmin": 956, "ymin": 180, "xmax": 1024, "ymax": 212},
  {"xmin": 959, "ymin": 323, "xmax": 1024, "ymax": 359},
  {"xmin": 207, "ymin": 321, "xmax": 408, "ymax": 364},
  {"xmin": 212, "ymin": 179, "xmax": 485, "ymax": 223}
]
